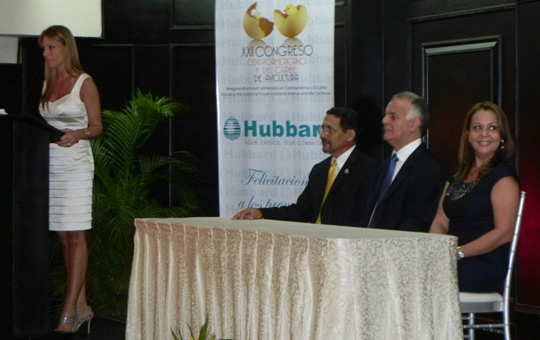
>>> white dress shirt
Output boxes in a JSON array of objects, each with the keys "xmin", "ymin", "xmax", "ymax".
[{"xmin": 391, "ymin": 138, "xmax": 422, "ymax": 182}]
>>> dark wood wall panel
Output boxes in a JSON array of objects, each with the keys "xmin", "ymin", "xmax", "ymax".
[
  {"xmin": 19, "ymin": 40, "xmax": 50, "ymax": 115},
  {"xmin": 134, "ymin": 46, "xmax": 173, "ymax": 159},
  {"xmin": 134, "ymin": 46, "xmax": 171, "ymax": 97},
  {"xmin": 103, "ymin": 0, "xmax": 171, "ymax": 43},
  {"xmin": 172, "ymin": 0, "xmax": 214, "ymax": 29},
  {"xmin": 407, "ymin": 0, "xmax": 515, "ymax": 17},
  {"xmin": 349, "ymin": 0, "xmax": 383, "ymax": 102},
  {"xmin": 516, "ymin": 1, "xmax": 540, "ymax": 312},
  {"xmin": 349, "ymin": 0, "xmax": 385, "ymax": 160},
  {"xmin": 171, "ymin": 45, "xmax": 218, "ymax": 215},
  {"xmin": 334, "ymin": 23, "xmax": 348, "ymax": 106},
  {"xmin": 82, "ymin": 45, "xmax": 135, "ymax": 111},
  {"xmin": 411, "ymin": 9, "xmax": 515, "ymax": 107},
  {"xmin": 410, "ymin": 10, "xmax": 516, "ymax": 174},
  {"xmin": 0, "ymin": 64, "xmax": 23, "ymax": 114},
  {"xmin": 421, "ymin": 38, "xmax": 502, "ymax": 173}
]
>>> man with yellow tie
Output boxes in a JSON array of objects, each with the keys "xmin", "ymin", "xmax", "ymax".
[{"xmin": 232, "ymin": 107, "xmax": 379, "ymax": 226}]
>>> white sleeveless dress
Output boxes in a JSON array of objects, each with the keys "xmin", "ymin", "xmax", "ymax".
[{"xmin": 39, "ymin": 73, "xmax": 94, "ymax": 231}]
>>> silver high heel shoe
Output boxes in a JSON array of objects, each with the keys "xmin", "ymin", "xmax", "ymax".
[
  {"xmin": 55, "ymin": 313, "xmax": 77, "ymax": 333},
  {"xmin": 74, "ymin": 306, "xmax": 94, "ymax": 334}
]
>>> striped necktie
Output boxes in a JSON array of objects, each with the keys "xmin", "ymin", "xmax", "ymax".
[{"xmin": 316, "ymin": 160, "xmax": 337, "ymax": 224}]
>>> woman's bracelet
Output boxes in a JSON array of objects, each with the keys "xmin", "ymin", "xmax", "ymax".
[{"xmin": 456, "ymin": 246, "xmax": 465, "ymax": 260}]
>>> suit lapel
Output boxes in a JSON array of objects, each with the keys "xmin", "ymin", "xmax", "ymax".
[
  {"xmin": 328, "ymin": 148, "xmax": 359, "ymax": 195},
  {"xmin": 381, "ymin": 144, "xmax": 425, "ymax": 200}
]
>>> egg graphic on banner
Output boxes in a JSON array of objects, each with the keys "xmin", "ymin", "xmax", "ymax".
[
  {"xmin": 274, "ymin": 4, "xmax": 307, "ymax": 38},
  {"xmin": 243, "ymin": 3, "xmax": 274, "ymax": 39},
  {"xmin": 224, "ymin": 116, "xmax": 241, "ymax": 141}
]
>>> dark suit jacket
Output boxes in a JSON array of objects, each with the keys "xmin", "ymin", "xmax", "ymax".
[
  {"xmin": 260, "ymin": 147, "xmax": 379, "ymax": 226},
  {"xmin": 363, "ymin": 143, "xmax": 446, "ymax": 232}
]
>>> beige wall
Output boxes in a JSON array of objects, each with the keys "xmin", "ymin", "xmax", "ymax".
[{"xmin": 0, "ymin": 0, "xmax": 101, "ymax": 37}]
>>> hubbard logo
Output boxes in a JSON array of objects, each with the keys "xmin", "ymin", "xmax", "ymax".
[
  {"xmin": 224, "ymin": 116, "xmax": 241, "ymax": 141},
  {"xmin": 223, "ymin": 116, "xmax": 319, "ymax": 140}
]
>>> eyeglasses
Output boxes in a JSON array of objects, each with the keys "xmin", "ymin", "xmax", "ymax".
[{"xmin": 318, "ymin": 125, "xmax": 341, "ymax": 135}]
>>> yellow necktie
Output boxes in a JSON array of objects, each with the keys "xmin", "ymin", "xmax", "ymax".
[{"xmin": 316, "ymin": 160, "xmax": 337, "ymax": 224}]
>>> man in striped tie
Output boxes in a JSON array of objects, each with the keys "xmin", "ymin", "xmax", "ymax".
[
  {"xmin": 232, "ymin": 107, "xmax": 379, "ymax": 226},
  {"xmin": 364, "ymin": 92, "xmax": 446, "ymax": 232}
]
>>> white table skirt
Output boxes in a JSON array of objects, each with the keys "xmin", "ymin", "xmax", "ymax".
[{"xmin": 126, "ymin": 217, "xmax": 462, "ymax": 340}]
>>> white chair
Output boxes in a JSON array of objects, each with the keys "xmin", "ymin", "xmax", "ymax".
[{"xmin": 459, "ymin": 191, "xmax": 526, "ymax": 340}]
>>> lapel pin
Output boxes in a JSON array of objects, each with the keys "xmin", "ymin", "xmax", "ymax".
[{"xmin": 344, "ymin": 168, "xmax": 350, "ymax": 174}]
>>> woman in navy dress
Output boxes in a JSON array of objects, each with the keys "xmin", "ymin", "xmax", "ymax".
[{"xmin": 430, "ymin": 101, "xmax": 519, "ymax": 293}]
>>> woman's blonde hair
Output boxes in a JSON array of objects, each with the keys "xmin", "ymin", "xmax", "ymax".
[
  {"xmin": 39, "ymin": 25, "xmax": 85, "ymax": 107},
  {"xmin": 455, "ymin": 101, "xmax": 515, "ymax": 181}
]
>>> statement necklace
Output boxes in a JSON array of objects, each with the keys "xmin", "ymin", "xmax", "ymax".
[{"xmin": 446, "ymin": 179, "xmax": 480, "ymax": 201}]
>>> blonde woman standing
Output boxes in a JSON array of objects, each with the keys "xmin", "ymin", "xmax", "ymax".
[{"xmin": 39, "ymin": 25, "xmax": 102, "ymax": 333}]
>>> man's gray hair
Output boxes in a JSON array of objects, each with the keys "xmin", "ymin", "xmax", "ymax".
[{"xmin": 390, "ymin": 91, "xmax": 429, "ymax": 136}]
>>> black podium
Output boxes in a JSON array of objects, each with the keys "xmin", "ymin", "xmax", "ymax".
[{"xmin": 0, "ymin": 115, "xmax": 59, "ymax": 337}]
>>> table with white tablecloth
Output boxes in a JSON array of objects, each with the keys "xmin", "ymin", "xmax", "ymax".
[{"xmin": 126, "ymin": 217, "xmax": 462, "ymax": 340}]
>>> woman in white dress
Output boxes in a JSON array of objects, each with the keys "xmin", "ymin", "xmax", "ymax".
[{"xmin": 39, "ymin": 25, "xmax": 102, "ymax": 333}]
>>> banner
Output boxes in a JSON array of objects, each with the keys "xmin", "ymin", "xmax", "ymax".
[{"xmin": 216, "ymin": 1, "xmax": 335, "ymax": 217}]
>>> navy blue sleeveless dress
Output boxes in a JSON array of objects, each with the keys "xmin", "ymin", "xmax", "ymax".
[{"xmin": 443, "ymin": 162, "xmax": 517, "ymax": 293}]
